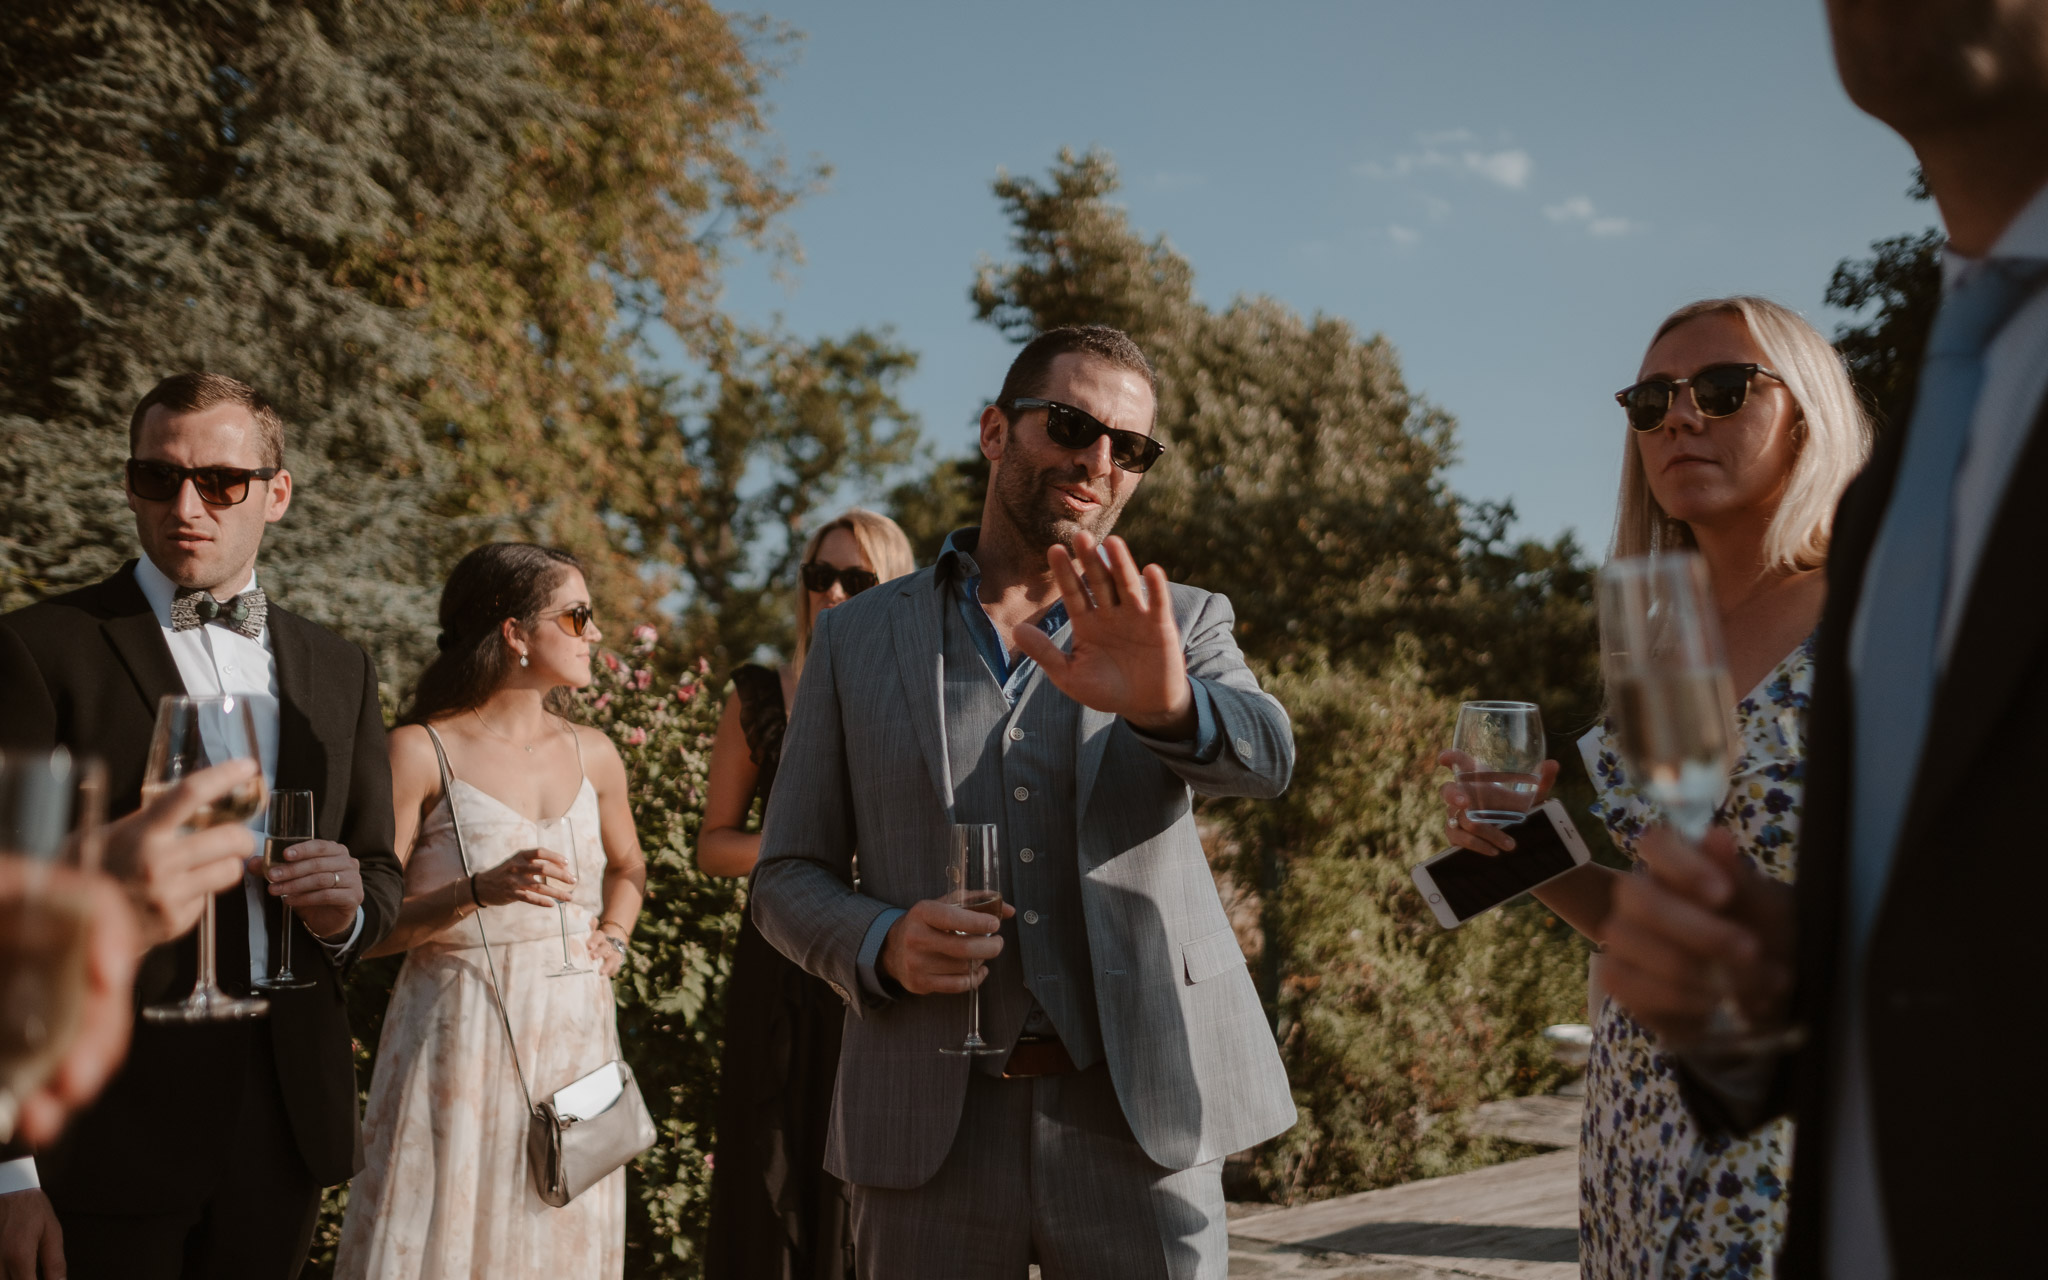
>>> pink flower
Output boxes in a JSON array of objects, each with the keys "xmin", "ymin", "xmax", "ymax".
[
  {"xmin": 602, "ymin": 652, "xmax": 622, "ymax": 673},
  {"xmin": 632, "ymin": 623, "xmax": 658, "ymax": 651},
  {"xmin": 624, "ymin": 726, "xmax": 648, "ymax": 747},
  {"xmin": 676, "ymin": 682, "xmax": 698, "ymax": 702},
  {"xmin": 593, "ymin": 693, "xmax": 612, "ymax": 711},
  {"xmin": 696, "ymin": 656, "xmax": 711, "ymax": 674},
  {"xmin": 633, "ymin": 668, "xmax": 653, "ymax": 691}
]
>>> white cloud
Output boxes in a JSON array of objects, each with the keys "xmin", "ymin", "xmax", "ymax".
[
  {"xmin": 1388, "ymin": 224, "xmax": 1421, "ymax": 248},
  {"xmin": 1545, "ymin": 194, "xmax": 1638, "ymax": 237},
  {"xmin": 1464, "ymin": 149, "xmax": 1531, "ymax": 189}
]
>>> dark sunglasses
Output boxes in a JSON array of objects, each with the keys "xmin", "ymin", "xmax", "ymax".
[
  {"xmin": 801, "ymin": 562, "xmax": 880, "ymax": 596},
  {"xmin": 1614, "ymin": 363, "xmax": 1784, "ymax": 433},
  {"xmin": 549, "ymin": 604, "xmax": 594, "ymax": 638},
  {"xmin": 125, "ymin": 459, "xmax": 281, "ymax": 506},
  {"xmin": 1003, "ymin": 397, "xmax": 1167, "ymax": 474}
]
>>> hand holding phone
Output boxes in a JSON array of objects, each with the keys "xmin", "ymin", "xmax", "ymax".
[{"xmin": 1411, "ymin": 799, "xmax": 1593, "ymax": 929}]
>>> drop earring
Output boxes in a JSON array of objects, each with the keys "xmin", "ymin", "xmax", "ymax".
[{"xmin": 519, "ymin": 653, "xmax": 529, "ymax": 667}]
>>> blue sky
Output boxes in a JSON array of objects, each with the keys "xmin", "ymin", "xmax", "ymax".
[{"xmin": 713, "ymin": 0, "xmax": 1929, "ymax": 549}]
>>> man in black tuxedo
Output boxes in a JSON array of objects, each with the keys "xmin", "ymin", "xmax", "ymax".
[
  {"xmin": 0, "ymin": 373, "xmax": 404, "ymax": 1277},
  {"xmin": 1596, "ymin": 2, "xmax": 2048, "ymax": 1275}
]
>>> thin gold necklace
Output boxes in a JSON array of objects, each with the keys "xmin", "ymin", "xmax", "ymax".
[{"xmin": 472, "ymin": 706, "xmax": 548, "ymax": 755}]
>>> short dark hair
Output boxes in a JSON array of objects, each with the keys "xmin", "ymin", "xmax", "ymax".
[
  {"xmin": 128, "ymin": 372, "xmax": 286, "ymax": 469},
  {"xmin": 995, "ymin": 325, "xmax": 1157, "ymax": 409}
]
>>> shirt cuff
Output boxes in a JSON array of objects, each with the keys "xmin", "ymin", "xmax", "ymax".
[
  {"xmin": 0, "ymin": 1157, "xmax": 39, "ymax": 1196},
  {"xmin": 315, "ymin": 906, "xmax": 366, "ymax": 958},
  {"xmin": 856, "ymin": 907, "xmax": 907, "ymax": 1001},
  {"xmin": 1127, "ymin": 678, "xmax": 1223, "ymax": 764}
]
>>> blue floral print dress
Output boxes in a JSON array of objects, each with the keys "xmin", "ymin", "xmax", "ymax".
[{"xmin": 1575, "ymin": 636, "xmax": 1812, "ymax": 1280}]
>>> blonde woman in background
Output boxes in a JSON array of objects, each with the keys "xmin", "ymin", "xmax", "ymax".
[
  {"xmin": 1440, "ymin": 297, "xmax": 1871, "ymax": 1279},
  {"xmin": 701, "ymin": 509, "xmax": 915, "ymax": 1279}
]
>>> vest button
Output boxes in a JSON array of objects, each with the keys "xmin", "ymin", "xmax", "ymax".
[
  {"xmin": 1009, "ymin": 726, "xmax": 1025, "ymax": 741},
  {"xmin": 1235, "ymin": 737, "xmax": 1254, "ymax": 757},
  {"xmin": 1019, "ymin": 848, "xmax": 1035, "ymax": 862},
  {"xmin": 1023, "ymin": 910, "xmax": 1040, "ymax": 925},
  {"xmin": 1013, "ymin": 786, "xmax": 1029, "ymax": 801}
]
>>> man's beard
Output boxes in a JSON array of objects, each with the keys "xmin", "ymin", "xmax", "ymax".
[{"xmin": 993, "ymin": 459, "xmax": 1125, "ymax": 556}]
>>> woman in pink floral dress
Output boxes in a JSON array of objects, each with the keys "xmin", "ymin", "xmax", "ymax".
[{"xmin": 1441, "ymin": 297, "xmax": 1869, "ymax": 1277}]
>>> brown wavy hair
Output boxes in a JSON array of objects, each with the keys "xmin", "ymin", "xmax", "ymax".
[{"xmin": 401, "ymin": 543, "xmax": 583, "ymax": 725}]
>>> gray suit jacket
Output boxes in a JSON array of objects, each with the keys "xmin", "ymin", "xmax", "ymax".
[{"xmin": 750, "ymin": 565, "xmax": 1299, "ymax": 1189}]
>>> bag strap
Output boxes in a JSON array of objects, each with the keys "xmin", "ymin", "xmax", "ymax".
[{"xmin": 423, "ymin": 724, "xmax": 537, "ymax": 1113}]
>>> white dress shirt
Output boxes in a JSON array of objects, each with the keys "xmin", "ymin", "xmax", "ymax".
[{"xmin": 1832, "ymin": 179, "xmax": 2048, "ymax": 1278}]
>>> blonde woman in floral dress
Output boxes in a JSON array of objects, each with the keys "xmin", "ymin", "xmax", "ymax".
[{"xmin": 1440, "ymin": 297, "xmax": 1869, "ymax": 1278}]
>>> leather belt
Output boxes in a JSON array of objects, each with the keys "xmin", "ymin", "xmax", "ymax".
[{"xmin": 1001, "ymin": 1033, "xmax": 1076, "ymax": 1079}]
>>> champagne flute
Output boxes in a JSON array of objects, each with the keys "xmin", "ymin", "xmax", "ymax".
[
  {"xmin": 142, "ymin": 695, "xmax": 270, "ymax": 1023},
  {"xmin": 0, "ymin": 749, "xmax": 104, "ymax": 1141},
  {"xmin": 539, "ymin": 813, "xmax": 590, "ymax": 978},
  {"xmin": 1451, "ymin": 701, "xmax": 1546, "ymax": 825},
  {"xmin": 1599, "ymin": 553, "xmax": 1797, "ymax": 1053},
  {"xmin": 938, "ymin": 824, "xmax": 1004, "ymax": 1057},
  {"xmin": 255, "ymin": 790, "xmax": 316, "ymax": 991}
]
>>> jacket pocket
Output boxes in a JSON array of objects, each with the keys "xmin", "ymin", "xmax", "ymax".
[{"xmin": 1182, "ymin": 927, "xmax": 1247, "ymax": 985}]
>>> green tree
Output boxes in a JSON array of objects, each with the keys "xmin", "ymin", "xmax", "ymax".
[
  {"xmin": 0, "ymin": 0, "xmax": 540, "ymax": 665},
  {"xmin": 1827, "ymin": 171, "xmax": 1941, "ymax": 433}
]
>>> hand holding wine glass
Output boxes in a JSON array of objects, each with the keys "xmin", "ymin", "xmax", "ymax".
[
  {"xmin": 469, "ymin": 846, "xmax": 574, "ymax": 909},
  {"xmin": 1438, "ymin": 753, "xmax": 1561, "ymax": 856},
  {"xmin": 105, "ymin": 758, "xmax": 260, "ymax": 947}
]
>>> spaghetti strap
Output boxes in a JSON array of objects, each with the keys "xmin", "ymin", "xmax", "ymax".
[{"xmin": 562, "ymin": 715, "xmax": 588, "ymax": 783}]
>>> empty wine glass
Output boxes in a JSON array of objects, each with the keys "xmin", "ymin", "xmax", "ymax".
[
  {"xmin": 538, "ymin": 813, "xmax": 589, "ymax": 978},
  {"xmin": 1450, "ymin": 702, "xmax": 1546, "ymax": 825},
  {"xmin": 938, "ymin": 824, "xmax": 1004, "ymax": 1057},
  {"xmin": 142, "ymin": 695, "xmax": 270, "ymax": 1023},
  {"xmin": 0, "ymin": 749, "xmax": 104, "ymax": 1141}
]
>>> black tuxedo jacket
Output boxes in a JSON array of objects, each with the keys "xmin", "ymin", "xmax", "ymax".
[
  {"xmin": 1701, "ymin": 389, "xmax": 2048, "ymax": 1273},
  {"xmin": 0, "ymin": 563, "xmax": 402, "ymax": 1207}
]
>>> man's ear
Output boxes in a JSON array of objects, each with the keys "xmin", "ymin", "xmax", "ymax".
[
  {"xmin": 263, "ymin": 469, "xmax": 293, "ymax": 525},
  {"xmin": 979, "ymin": 403, "xmax": 1008, "ymax": 462}
]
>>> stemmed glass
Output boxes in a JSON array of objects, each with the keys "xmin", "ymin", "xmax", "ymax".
[
  {"xmin": 142, "ymin": 695, "xmax": 270, "ymax": 1023},
  {"xmin": 256, "ymin": 790, "xmax": 317, "ymax": 991},
  {"xmin": 1450, "ymin": 701, "xmax": 1546, "ymax": 825},
  {"xmin": 0, "ymin": 749, "xmax": 105, "ymax": 1141},
  {"xmin": 538, "ymin": 813, "xmax": 589, "ymax": 978},
  {"xmin": 1599, "ymin": 553, "xmax": 1797, "ymax": 1052},
  {"xmin": 938, "ymin": 823, "xmax": 1004, "ymax": 1057}
]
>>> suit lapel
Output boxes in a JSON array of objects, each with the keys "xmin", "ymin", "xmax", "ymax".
[
  {"xmin": 890, "ymin": 580, "xmax": 955, "ymax": 819},
  {"xmin": 266, "ymin": 607, "xmax": 329, "ymax": 804},
  {"xmin": 1902, "ymin": 393, "xmax": 2048, "ymax": 835},
  {"xmin": 97, "ymin": 567, "xmax": 186, "ymax": 717}
]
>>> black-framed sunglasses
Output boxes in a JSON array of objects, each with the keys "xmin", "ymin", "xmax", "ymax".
[
  {"xmin": 125, "ymin": 459, "xmax": 281, "ymax": 506},
  {"xmin": 1002, "ymin": 397, "xmax": 1167, "ymax": 474},
  {"xmin": 1614, "ymin": 363, "xmax": 1784, "ymax": 433},
  {"xmin": 548, "ymin": 604, "xmax": 594, "ymax": 638},
  {"xmin": 801, "ymin": 562, "xmax": 880, "ymax": 596}
]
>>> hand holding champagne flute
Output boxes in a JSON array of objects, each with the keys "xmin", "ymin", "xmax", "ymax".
[
  {"xmin": 142, "ymin": 694, "xmax": 271, "ymax": 1023},
  {"xmin": 938, "ymin": 824, "xmax": 1004, "ymax": 1057}
]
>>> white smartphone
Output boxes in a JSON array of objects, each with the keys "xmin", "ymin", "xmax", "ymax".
[{"xmin": 1410, "ymin": 799, "xmax": 1593, "ymax": 929}]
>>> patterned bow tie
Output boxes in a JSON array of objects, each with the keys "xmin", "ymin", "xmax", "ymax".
[{"xmin": 170, "ymin": 586, "xmax": 268, "ymax": 639}]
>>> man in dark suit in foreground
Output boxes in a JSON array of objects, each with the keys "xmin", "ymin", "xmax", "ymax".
[
  {"xmin": 1597, "ymin": 3, "xmax": 2048, "ymax": 1275},
  {"xmin": 0, "ymin": 373, "xmax": 404, "ymax": 1277}
]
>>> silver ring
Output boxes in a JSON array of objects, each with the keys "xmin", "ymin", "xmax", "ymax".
[{"xmin": 331, "ymin": 871, "xmax": 340, "ymax": 888}]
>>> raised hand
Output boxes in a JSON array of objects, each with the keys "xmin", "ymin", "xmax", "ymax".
[{"xmin": 1011, "ymin": 531, "xmax": 1195, "ymax": 738}]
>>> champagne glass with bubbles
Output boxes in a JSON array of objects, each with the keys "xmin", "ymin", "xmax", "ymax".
[
  {"xmin": 539, "ymin": 813, "xmax": 590, "ymax": 978},
  {"xmin": 938, "ymin": 824, "xmax": 1004, "ymax": 1057},
  {"xmin": 0, "ymin": 749, "xmax": 104, "ymax": 1141},
  {"xmin": 256, "ymin": 790, "xmax": 317, "ymax": 990},
  {"xmin": 142, "ymin": 695, "xmax": 270, "ymax": 1023},
  {"xmin": 1451, "ymin": 702, "xmax": 1546, "ymax": 825}
]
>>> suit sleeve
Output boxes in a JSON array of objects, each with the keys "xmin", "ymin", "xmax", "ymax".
[
  {"xmin": 0, "ymin": 623, "xmax": 58, "ymax": 751},
  {"xmin": 341, "ymin": 645, "xmax": 403, "ymax": 956},
  {"xmin": 1137, "ymin": 591, "xmax": 1295, "ymax": 800},
  {"xmin": 747, "ymin": 606, "xmax": 897, "ymax": 1014}
]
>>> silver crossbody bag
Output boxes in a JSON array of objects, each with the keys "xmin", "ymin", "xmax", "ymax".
[{"xmin": 424, "ymin": 726, "xmax": 656, "ymax": 1207}]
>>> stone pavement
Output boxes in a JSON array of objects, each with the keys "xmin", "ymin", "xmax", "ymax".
[{"xmin": 1226, "ymin": 1149, "xmax": 1580, "ymax": 1279}]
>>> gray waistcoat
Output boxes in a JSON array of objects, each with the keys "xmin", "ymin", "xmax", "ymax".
[{"xmin": 940, "ymin": 592, "xmax": 1104, "ymax": 1071}]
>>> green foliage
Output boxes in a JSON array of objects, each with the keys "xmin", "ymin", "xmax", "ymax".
[
  {"xmin": 947, "ymin": 148, "xmax": 1607, "ymax": 1204},
  {"xmin": 1827, "ymin": 172, "xmax": 1941, "ymax": 435},
  {"xmin": 307, "ymin": 633, "xmax": 733, "ymax": 1277}
]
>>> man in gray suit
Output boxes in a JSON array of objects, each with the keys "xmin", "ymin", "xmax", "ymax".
[{"xmin": 751, "ymin": 324, "xmax": 1296, "ymax": 1277}]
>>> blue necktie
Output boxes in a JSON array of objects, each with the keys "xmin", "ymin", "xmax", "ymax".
[{"xmin": 1848, "ymin": 258, "xmax": 2048, "ymax": 944}]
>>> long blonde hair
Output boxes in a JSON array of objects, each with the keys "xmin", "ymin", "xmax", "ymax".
[
  {"xmin": 1612, "ymin": 296, "xmax": 1872, "ymax": 573},
  {"xmin": 792, "ymin": 508, "xmax": 916, "ymax": 667}
]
